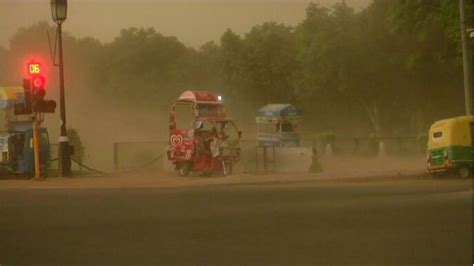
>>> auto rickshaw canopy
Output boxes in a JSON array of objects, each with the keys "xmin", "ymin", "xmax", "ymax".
[
  {"xmin": 177, "ymin": 90, "xmax": 220, "ymax": 104},
  {"xmin": 428, "ymin": 115, "xmax": 474, "ymax": 149},
  {"xmin": 170, "ymin": 90, "xmax": 230, "ymax": 129}
]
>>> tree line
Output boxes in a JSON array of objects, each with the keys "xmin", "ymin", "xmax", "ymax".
[{"xmin": 0, "ymin": 0, "xmax": 472, "ymax": 138}]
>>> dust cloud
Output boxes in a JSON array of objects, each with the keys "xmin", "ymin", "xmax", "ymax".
[{"xmin": 42, "ymin": 82, "xmax": 170, "ymax": 173}]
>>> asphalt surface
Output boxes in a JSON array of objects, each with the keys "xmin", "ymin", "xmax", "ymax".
[{"xmin": 0, "ymin": 178, "xmax": 472, "ymax": 264}]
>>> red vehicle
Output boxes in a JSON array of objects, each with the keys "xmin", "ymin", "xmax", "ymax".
[{"xmin": 167, "ymin": 91, "xmax": 241, "ymax": 176}]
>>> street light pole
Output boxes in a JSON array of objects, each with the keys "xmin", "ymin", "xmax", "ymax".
[
  {"xmin": 57, "ymin": 21, "xmax": 71, "ymax": 176},
  {"xmin": 460, "ymin": 0, "xmax": 472, "ymax": 115},
  {"xmin": 51, "ymin": 0, "xmax": 71, "ymax": 176}
]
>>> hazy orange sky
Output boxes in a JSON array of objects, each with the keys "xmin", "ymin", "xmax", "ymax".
[{"xmin": 1, "ymin": 0, "xmax": 371, "ymax": 48}]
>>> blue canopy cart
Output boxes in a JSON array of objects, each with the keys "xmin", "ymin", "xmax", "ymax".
[{"xmin": 256, "ymin": 104, "xmax": 302, "ymax": 147}]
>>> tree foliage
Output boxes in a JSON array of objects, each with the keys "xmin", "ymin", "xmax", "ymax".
[{"xmin": 0, "ymin": 0, "xmax": 471, "ymax": 137}]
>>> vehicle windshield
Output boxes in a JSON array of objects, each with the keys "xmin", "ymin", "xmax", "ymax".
[{"xmin": 173, "ymin": 102, "xmax": 194, "ymax": 130}]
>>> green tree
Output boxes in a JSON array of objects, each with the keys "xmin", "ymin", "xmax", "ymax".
[
  {"xmin": 2, "ymin": 0, "xmax": 469, "ymax": 140},
  {"xmin": 90, "ymin": 27, "xmax": 197, "ymax": 108},
  {"xmin": 240, "ymin": 22, "xmax": 298, "ymax": 104}
]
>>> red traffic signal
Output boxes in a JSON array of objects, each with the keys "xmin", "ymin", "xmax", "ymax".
[{"xmin": 32, "ymin": 75, "xmax": 46, "ymax": 88}]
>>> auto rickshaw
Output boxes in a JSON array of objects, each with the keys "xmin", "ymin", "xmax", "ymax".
[
  {"xmin": 427, "ymin": 115, "xmax": 474, "ymax": 178},
  {"xmin": 167, "ymin": 91, "xmax": 241, "ymax": 176}
]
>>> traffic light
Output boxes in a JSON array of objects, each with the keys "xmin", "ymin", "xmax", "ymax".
[
  {"xmin": 32, "ymin": 76, "xmax": 46, "ymax": 103},
  {"xmin": 13, "ymin": 60, "xmax": 56, "ymax": 115},
  {"xmin": 22, "ymin": 78, "xmax": 32, "ymax": 110},
  {"xmin": 31, "ymin": 75, "xmax": 56, "ymax": 113},
  {"xmin": 27, "ymin": 62, "xmax": 42, "ymax": 76},
  {"xmin": 13, "ymin": 78, "xmax": 33, "ymax": 115}
]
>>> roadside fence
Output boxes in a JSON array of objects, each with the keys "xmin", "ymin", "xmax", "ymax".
[{"xmin": 111, "ymin": 136, "xmax": 426, "ymax": 172}]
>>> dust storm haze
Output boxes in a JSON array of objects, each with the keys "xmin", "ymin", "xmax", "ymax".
[
  {"xmin": 0, "ymin": 0, "xmax": 371, "ymax": 48},
  {"xmin": 1, "ymin": 1, "xmax": 473, "ymax": 264},
  {"xmin": 0, "ymin": 0, "xmax": 471, "ymax": 172},
  {"xmin": 1, "ymin": 0, "xmax": 372, "ymax": 171}
]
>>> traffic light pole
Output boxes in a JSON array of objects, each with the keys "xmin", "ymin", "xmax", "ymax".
[
  {"xmin": 32, "ymin": 112, "xmax": 41, "ymax": 179},
  {"xmin": 29, "ymin": 77, "xmax": 41, "ymax": 180},
  {"xmin": 57, "ymin": 21, "xmax": 71, "ymax": 176}
]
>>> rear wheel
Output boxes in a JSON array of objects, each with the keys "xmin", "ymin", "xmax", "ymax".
[
  {"xmin": 458, "ymin": 166, "xmax": 472, "ymax": 178},
  {"xmin": 176, "ymin": 162, "xmax": 191, "ymax": 177}
]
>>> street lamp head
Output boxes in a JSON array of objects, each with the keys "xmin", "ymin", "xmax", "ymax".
[{"xmin": 51, "ymin": 0, "xmax": 67, "ymax": 23}]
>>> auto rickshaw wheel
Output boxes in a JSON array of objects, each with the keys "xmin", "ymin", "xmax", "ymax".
[
  {"xmin": 176, "ymin": 162, "xmax": 191, "ymax": 177},
  {"xmin": 458, "ymin": 166, "xmax": 472, "ymax": 178}
]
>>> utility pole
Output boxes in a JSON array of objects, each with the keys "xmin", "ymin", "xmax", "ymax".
[
  {"xmin": 51, "ymin": 0, "xmax": 71, "ymax": 176},
  {"xmin": 32, "ymin": 112, "xmax": 42, "ymax": 179},
  {"xmin": 30, "ymin": 77, "xmax": 42, "ymax": 180},
  {"xmin": 57, "ymin": 21, "xmax": 71, "ymax": 176},
  {"xmin": 460, "ymin": 0, "xmax": 472, "ymax": 115}
]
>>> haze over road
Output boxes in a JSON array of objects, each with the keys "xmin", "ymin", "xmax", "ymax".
[{"xmin": 0, "ymin": 178, "xmax": 472, "ymax": 264}]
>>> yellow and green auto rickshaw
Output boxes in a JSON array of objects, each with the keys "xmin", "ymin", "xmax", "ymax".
[{"xmin": 427, "ymin": 115, "xmax": 474, "ymax": 177}]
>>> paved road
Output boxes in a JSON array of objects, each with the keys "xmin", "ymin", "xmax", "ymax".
[{"xmin": 0, "ymin": 178, "xmax": 472, "ymax": 264}]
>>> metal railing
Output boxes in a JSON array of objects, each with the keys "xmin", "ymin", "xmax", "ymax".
[{"xmin": 112, "ymin": 137, "xmax": 426, "ymax": 172}]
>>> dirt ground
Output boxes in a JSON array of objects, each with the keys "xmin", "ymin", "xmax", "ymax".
[{"xmin": 0, "ymin": 156, "xmax": 429, "ymax": 190}]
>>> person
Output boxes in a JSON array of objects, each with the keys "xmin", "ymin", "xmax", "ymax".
[
  {"xmin": 194, "ymin": 121, "xmax": 205, "ymax": 155},
  {"xmin": 219, "ymin": 123, "xmax": 229, "ymax": 141},
  {"xmin": 207, "ymin": 127, "xmax": 219, "ymax": 158},
  {"xmin": 309, "ymin": 146, "xmax": 323, "ymax": 173},
  {"xmin": 218, "ymin": 123, "xmax": 231, "ymax": 156},
  {"xmin": 198, "ymin": 126, "xmax": 217, "ymax": 176}
]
